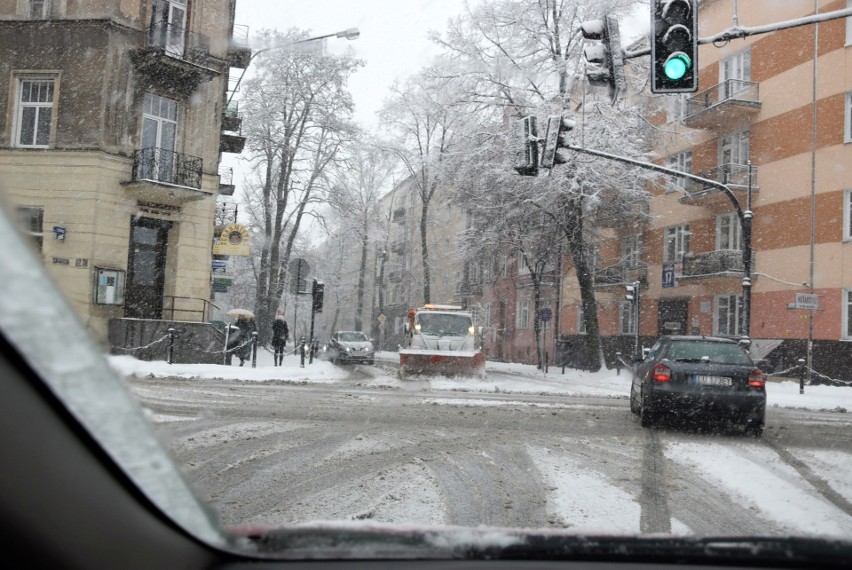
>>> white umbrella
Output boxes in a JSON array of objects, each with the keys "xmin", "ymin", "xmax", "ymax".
[{"xmin": 226, "ymin": 308, "xmax": 255, "ymax": 319}]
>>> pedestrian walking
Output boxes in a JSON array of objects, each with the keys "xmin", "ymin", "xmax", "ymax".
[
  {"xmin": 272, "ymin": 310, "xmax": 289, "ymax": 366},
  {"xmin": 235, "ymin": 314, "xmax": 256, "ymax": 366}
]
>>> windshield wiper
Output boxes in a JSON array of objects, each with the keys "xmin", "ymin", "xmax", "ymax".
[{"xmin": 234, "ymin": 526, "xmax": 852, "ymax": 567}]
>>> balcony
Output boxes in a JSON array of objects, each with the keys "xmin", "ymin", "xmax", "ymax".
[
  {"xmin": 218, "ymin": 166, "xmax": 235, "ymax": 196},
  {"xmin": 455, "ymin": 281, "xmax": 483, "ymax": 296},
  {"xmin": 220, "ymin": 103, "xmax": 246, "ymax": 154},
  {"xmin": 682, "ymin": 79, "xmax": 761, "ymax": 130},
  {"xmin": 680, "ymin": 250, "xmax": 755, "ymax": 280},
  {"xmin": 679, "ymin": 163, "xmax": 758, "ymax": 208},
  {"xmin": 228, "ymin": 24, "xmax": 252, "ymax": 69},
  {"xmin": 593, "ymin": 265, "xmax": 648, "ymax": 290},
  {"xmin": 124, "ymin": 147, "xmax": 207, "ymax": 202},
  {"xmin": 131, "ymin": 21, "xmax": 218, "ymax": 96}
]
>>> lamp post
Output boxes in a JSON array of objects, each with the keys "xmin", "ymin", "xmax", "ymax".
[{"xmin": 226, "ymin": 27, "xmax": 360, "ymax": 109}]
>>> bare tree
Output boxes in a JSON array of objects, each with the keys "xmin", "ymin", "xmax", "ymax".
[
  {"xmin": 433, "ymin": 0, "xmax": 648, "ymax": 370},
  {"xmin": 325, "ymin": 144, "xmax": 394, "ymax": 331},
  {"xmin": 239, "ymin": 30, "xmax": 362, "ymax": 341}
]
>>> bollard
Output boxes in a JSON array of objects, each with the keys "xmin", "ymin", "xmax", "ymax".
[
  {"xmin": 309, "ymin": 339, "xmax": 315, "ymax": 365},
  {"xmin": 299, "ymin": 337, "xmax": 306, "ymax": 368},
  {"xmin": 616, "ymin": 352, "xmax": 622, "ymax": 376},
  {"xmin": 251, "ymin": 332, "xmax": 258, "ymax": 368},
  {"xmin": 798, "ymin": 358, "xmax": 806, "ymax": 395},
  {"xmin": 167, "ymin": 328, "xmax": 176, "ymax": 364}
]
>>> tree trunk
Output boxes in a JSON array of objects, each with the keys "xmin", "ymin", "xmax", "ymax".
[
  {"xmin": 564, "ymin": 197, "xmax": 602, "ymax": 372},
  {"xmin": 419, "ymin": 200, "xmax": 431, "ymax": 304},
  {"xmin": 355, "ymin": 217, "xmax": 369, "ymax": 331}
]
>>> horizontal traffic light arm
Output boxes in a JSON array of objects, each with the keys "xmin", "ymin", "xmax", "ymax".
[{"xmin": 624, "ymin": 5, "xmax": 852, "ymax": 59}]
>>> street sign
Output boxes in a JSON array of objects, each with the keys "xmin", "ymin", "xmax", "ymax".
[
  {"xmin": 539, "ymin": 307, "xmax": 553, "ymax": 322},
  {"xmin": 662, "ymin": 262, "xmax": 675, "ymax": 288},
  {"xmin": 794, "ymin": 293, "xmax": 819, "ymax": 310},
  {"xmin": 288, "ymin": 258, "xmax": 310, "ymax": 294}
]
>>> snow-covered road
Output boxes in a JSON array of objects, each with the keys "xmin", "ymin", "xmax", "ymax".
[{"xmin": 110, "ymin": 352, "xmax": 852, "ymax": 538}]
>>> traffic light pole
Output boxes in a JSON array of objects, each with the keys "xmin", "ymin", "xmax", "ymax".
[{"xmin": 566, "ymin": 143, "xmax": 753, "ymax": 349}]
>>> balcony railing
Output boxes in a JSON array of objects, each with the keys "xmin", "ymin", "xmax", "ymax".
[
  {"xmin": 455, "ymin": 281, "xmax": 483, "ymax": 296},
  {"xmin": 147, "ymin": 20, "xmax": 210, "ymax": 65},
  {"xmin": 679, "ymin": 163, "xmax": 758, "ymax": 206},
  {"xmin": 228, "ymin": 23, "xmax": 252, "ymax": 68},
  {"xmin": 218, "ymin": 166, "xmax": 235, "ymax": 196},
  {"xmin": 593, "ymin": 265, "xmax": 648, "ymax": 288},
  {"xmin": 681, "ymin": 250, "xmax": 755, "ymax": 279},
  {"xmin": 695, "ymin": 163, "xmax": 757, "ymax": 190},
  {"xmin": 132, "ymin": 147, "xmax": 202, "ymax": 189},
  {"xmin": 683, "ymin": 79, "xmax": 761, "ymax": 129}
]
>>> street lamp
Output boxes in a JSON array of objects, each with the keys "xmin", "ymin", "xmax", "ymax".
[{"xmin": 226, "ymin": 27, "xmax": 360, "ymax": 109}]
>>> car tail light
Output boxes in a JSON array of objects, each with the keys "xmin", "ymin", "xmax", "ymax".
[
  {"xmin": 748, "ymin": 369, "xmax": 766, "ymax": 388},
  {"xmin": 652, "ymin": 363, "xmax": 671, "ymax": 383}
]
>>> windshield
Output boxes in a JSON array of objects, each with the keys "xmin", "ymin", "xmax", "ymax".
[
  {"xmin": 416, "ymin": 313, "xmax": 473, "ymax": 336},
  {"xmin": 2, "ymin": 0, "xmax": 852, "ymax": 564},
  {"xmin": 664, "ymin": 341, "xmax": 754, "ymax": 365},
  {"xmin": 338, "ymin": 332, "xmax": 369, "ymax": 342}
]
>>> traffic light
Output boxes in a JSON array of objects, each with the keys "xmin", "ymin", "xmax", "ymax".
[
  {"xmin": 511, "ymin": 115, "xmax": 538, "ymax": 176},
  {"xmin": 651, "ymin": 0, "xmax": 698, "ymax": 93},
  {"xmin": 540, "ymin": 115, "xmax": 575, "ymax": 170},
  {"xmin": 312, "ymin": 279, "xmax": 324, "ymax": 313},
  {"xmin": 580, "ymin": 14, "xmax": 626, "ymax": 102}
]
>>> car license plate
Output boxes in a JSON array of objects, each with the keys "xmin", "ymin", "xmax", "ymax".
[{"xmin": 692, "ymin": 375, "xmax": 732, "ymax": 387}]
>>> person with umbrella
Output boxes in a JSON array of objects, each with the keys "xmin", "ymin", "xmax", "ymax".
[
  {"xmin": 271, "ymin": 309, "xmax": 289, "ymax": 366},
  {"xmin": 227, "ymin": 309, "xmax": 256, "ymax": 366}
]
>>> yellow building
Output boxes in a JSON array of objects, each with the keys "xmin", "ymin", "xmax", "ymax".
[{"xmin": 0, "ymin": 0, "xmax": 248, "ymax": 345}]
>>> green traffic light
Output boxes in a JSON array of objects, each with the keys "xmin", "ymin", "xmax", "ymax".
[{"xmin": 664, "ymin": 52, "xmax": 691, "ymax": 80}]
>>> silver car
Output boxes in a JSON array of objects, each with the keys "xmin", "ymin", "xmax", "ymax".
[{"xmin": 328, "ymin": 331, "xmax": 375, "ymax": 365}]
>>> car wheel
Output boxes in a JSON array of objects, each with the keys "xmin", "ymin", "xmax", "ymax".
[
  {"xmin": 744, "ymin": 421, "xmax": 764, "ymax": 437},
  {"xmin": 639, "ymin": 388, "xmax": 656, "ymax": 428},
  {"xmin": 629, "ymin": 383, "xmax": 639, "ymax": 415},
  {"xmin": 367, "ymin": 360, "xmax": 374, "ymax": 365}
]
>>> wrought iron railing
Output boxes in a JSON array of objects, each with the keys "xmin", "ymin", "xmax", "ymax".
[
  {"xmin": 694, "ymin": 163, "xmax": 758, "ymax": 190},
  {"xmin": 455, "ymin": 281, "xmax": 483, "ymax": 296},
  {"xmin": 593, "ymin": 264, "xmax": 647, "ymax": 287},
  {"xmin": 133, "ymin": 147, "xmax": 203, "ymax": 189},
  {"xmin": 681, "ymin": 250, "xmax": 755, "ymax": 277},
  {"xmin": 686, "ymin": 79, "xmax": 760, "ymax": 117},
  {"xmin": 147, "ymin": 20, "xmax": 210, "ymax": 65},
  {"xmin": 218, "ymin": 165, "xmax": 234, "ymax": 186}
]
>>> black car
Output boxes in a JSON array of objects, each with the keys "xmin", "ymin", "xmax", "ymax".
[
  {"xmin": 328, "ymin": 331, "xmax": 375, "ymax": 365},
  {"xmin": 630, "ymin": 336, "xmax": 767, "ymax": 435}
]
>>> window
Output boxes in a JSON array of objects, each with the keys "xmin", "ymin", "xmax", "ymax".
[
  {"xmin": 516, "ymin": 300, "xmax": 530, "ymax": 329},
  {"xmin": 664, "ymin": 224, "xmax": 690, "ymax": 263},
  {"xmin": 716, "ymin": 212, "xmax": 741, "ymax": 251},
  {"xmin": 715, "ymin": 294, "xmax": 742, "ymax": 337},
  {"xmin": 666, "ymin": 151, "xmax": 692, "ymax": 191},
  {"xmin": 16, "ymin": 206, "xmax": 44, "ymax": 251},
  {"xmin": 139, "ymin": 94, "xmax": 179, "ymax": 182},
  {"xmin": 577, "ymin": 306, "xmax": 587, "ymax": 334},
  {"xmin": 499, "ymin": 253, "xmax": 508, "ymax": 278},
  {"xmin": 844, "ymin": 289, "xmax": 852, "ymax": 339},
  {"xmin": 720, "ymin": 48, "xmax": 751, "ymax": 99},
  {"xmin": 845, "ymin": 92, "xmax": 852, "ymax": 144},
  {"xmin": 622, "ymin": 235, "xmax": 643, "ymax": 269},
  {"xmin": 719, "ymin": 130, "xmax": 750, "ymax": 166},
  {"xmin": 29, "ymin": 0, "xmax": 48, "ymax": 18},
  {"xmin": 14, "ymin": 77, "xmax": 56, "ymax": 148},
  {"xmin": 847, "ymin": 0, "xmax": 852, "ymax": 47},
  {"xmin": 620, "ymin": 301, "xmax": 636, "ymax": 335},
  {"xmin": 845, "ymin": 190, "xmax": 852, "ymax": 241},
  {"xmin": 668, "ymin": 94, "xmax": 689, "ymax": 122}
]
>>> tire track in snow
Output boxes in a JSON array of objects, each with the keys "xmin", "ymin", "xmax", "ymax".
[{"xmin": 639, "ymin": 429, "xmax": 671, "ymax": 534}]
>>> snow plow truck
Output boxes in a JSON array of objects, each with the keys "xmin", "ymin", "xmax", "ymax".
[{"xmin": 399, "ymin": 304, "xmax": 486, "ymax": 378}]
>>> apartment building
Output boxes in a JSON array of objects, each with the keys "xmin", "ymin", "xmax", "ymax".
[
  {"xmin": 587, "ymin": 0, "xmax": 852, "ymax": 378},
  {"xmin": 0, "ymin": 0, "xmax": 248, "ymax": 344}
]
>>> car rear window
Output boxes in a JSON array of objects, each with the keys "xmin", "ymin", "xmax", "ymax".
[{"xmin": 665, "ymin": 341, "xmax": 753, "ymax": 365}]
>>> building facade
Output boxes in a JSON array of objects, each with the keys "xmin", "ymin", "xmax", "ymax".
[
  {"xmin": 0, "ymin": 0, "xmax": 247, "ymax": 344},
  {"xmin": 589, "ymin": 0, "xmax": 852, "ymax": 378}
]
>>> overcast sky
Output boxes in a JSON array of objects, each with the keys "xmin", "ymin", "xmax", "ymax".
[
  {"xmin": 233, "ymin": 0, "xmax": 473, "ymax": 128},
  {"xmin": 233, "ymin": 1, "xmax": 650, "ymax": 129}
]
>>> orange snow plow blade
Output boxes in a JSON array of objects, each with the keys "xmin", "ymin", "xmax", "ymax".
[{"xmin": 399, "ymin": 350, "xmax": 486, "ymax": 378}]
